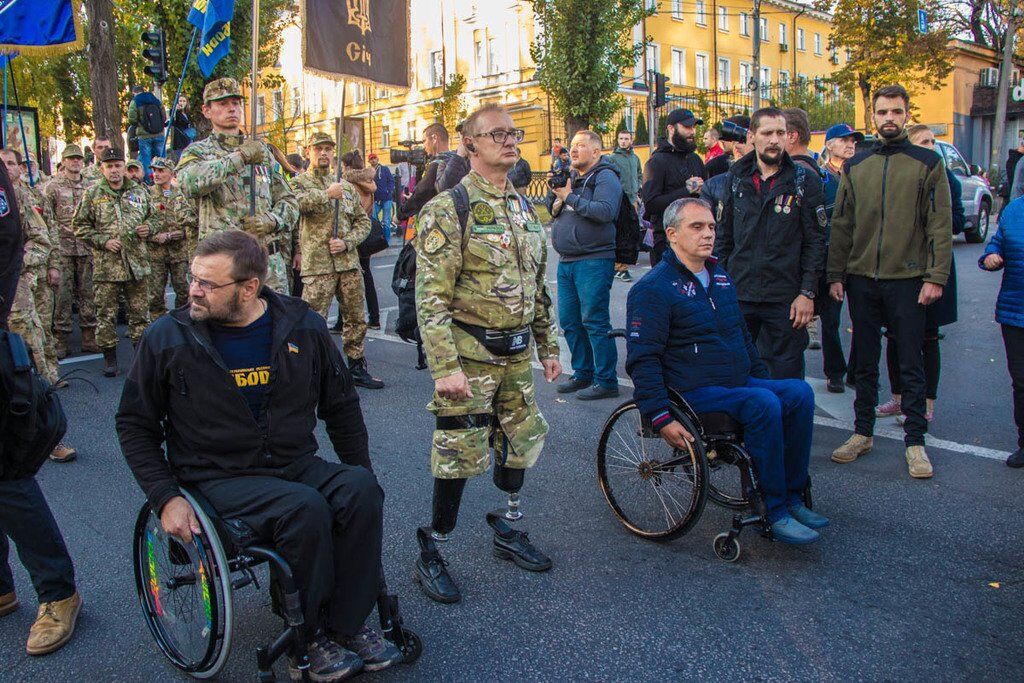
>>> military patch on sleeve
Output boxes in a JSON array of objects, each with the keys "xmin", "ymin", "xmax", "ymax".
[
  {"xmin": 423, "ymin": 227, "xmax": 448, "ymax": 255},
  {"xmin": 470, "ymin": 200, "xmax": 496, "ymax": 225},
  {"xmin": 816, "ymin": 205, "xmax": 828, "ymax": 228}
]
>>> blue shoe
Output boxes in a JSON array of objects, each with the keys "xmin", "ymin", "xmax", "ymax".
[
  {"xmin": 788, "ymin": 503, "xmax": 829, "ymax": 529},
  {"xmin": 770, "ymin": 516, "xmax": 820, "ymax": 545}
]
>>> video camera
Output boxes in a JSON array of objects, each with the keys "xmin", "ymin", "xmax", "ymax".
[
  {"xmin": 390, "ymin": 147, "xmax": 427, "ymax": 166},
  {"xmin": 720, "ymin": 119, "xmax": 749, "ymax": 143}
]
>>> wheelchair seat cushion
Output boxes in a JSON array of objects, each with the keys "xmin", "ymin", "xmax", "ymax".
[{"xmin": 699, "ymin": 411, "xmax": 744, "ymax": 436}]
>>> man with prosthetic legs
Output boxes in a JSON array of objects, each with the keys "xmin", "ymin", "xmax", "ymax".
[{"xmin": 412, "ymin": 104, "xmax": 563, "ymax": 603}]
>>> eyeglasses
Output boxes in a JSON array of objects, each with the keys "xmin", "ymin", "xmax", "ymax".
[
  {"xmin": 472, "ymin": 128, "xmax": 525, "ymax": 144},
  {"xmin": 186, "ymin": 273, "xmax": 249, "ymax": 293}
]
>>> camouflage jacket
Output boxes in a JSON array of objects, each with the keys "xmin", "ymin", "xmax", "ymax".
[
  {"xmin": 148, "ymin": 184, "xmax": 189, "ymax": 263},
  {"xmin": 42, "ymin": 173, "xmax": 90, "ymax": 256},
  {"xmin": 15, "ymin": 183, "xmax": 53, "ymax": 271},
  {"xmin": 82, "ymin": 164, "xmax": 104, "ymax": 188},
  {"xmin": 16, "ymin": 183, "xmax": 60, "ymax": 271},
  {"xmin": 414, "ymin": 170, "xmax": 559, "ymax": 379},
  {"xmin": 292, "ymin": 169, "xmax": 369, "ymax": 275},
  {"xmin": 73, "ymin": 178, "xmax": 152, "ymax": 282},
  {"xmin": 176, "ymin": 133, "xmax": 298, "ymax": 250}
]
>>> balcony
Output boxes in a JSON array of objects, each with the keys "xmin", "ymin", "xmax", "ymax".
[{"xmin": 971, "ymin": 83, "xmax": 1024, "ymax": 117}]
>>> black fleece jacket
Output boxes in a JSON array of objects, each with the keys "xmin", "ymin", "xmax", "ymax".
[
  {"xmin": 0, "ymin": 162, "xmax": 22, "ymax": 327},
  {"xmin": 640, "ymin": 140, "xmax": 706, "ymax": 233},
  {"xmin": 116, "ymin": 288, "xmax": 370, "ymax": 514}
]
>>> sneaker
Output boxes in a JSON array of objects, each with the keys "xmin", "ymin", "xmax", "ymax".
[
  {"xmin": 826, "ymin": 378, "xmax": 846, "ymax": 393},
  {"xmin": 906, "ymin": 445, "xmax": 933, "ymax": 479},
  {"xmin": 875, "ymin": 397, "xmax": 901, "ymax": 417},
  {"xmin": 770, "ymin": 516, "xmax": 820, "ymax": 545},
  {"xmin": 614, "ymin": 270, "xmax": 633, "ymax": 282},
  {"xmin": 576, "ymin": 384, "xmax": 620, "ymax": 401},
  {"xmin": 787, "ymin": 503, "xmax": 829, "ymax": 529},
  {"xmin": 343, "ymin": 625, "xmax": 402, "ymax": 673},
  {"xmin": 831, "ymin": 434, "xmax": 873, "ymax": 464},
  {"xmin": 26, "ymin": 592, "xmax": 82, "ymax": 656},
  {"xmin": 555, "ymin": 377, "xmax": 591, "ymax": 394},
  {"xmin": 366, "ymin": 322, "xmax": 381, "ymax": 330},
  {"xmin": 1006, "ymin": 448, "xmax": 1024, "ymax": 468},
  {"xmin": 49, "ymin": 442, "xmax": 77, "ymax": 463},
  {"xmin": 289, "ymin": 634, "xmax": 363, "ymax": 682},
  {"xmin": 0, "ymin": 591, "xmax": 18, "ymax": 617},
  {"xmin": 897, "ymin": 410, "xmax": 934, "ymax": 426}
]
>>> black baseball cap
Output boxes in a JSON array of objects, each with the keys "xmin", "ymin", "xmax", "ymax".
[
  {"xmin": 666, "ymin": 108, "xmax": 703, "ymax": 127},
  {"xmin": 100, "ymin": 147, "xmax": 125, "ymax": 163}
]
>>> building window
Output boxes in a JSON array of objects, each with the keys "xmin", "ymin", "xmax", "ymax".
[
  {"xmin": 797, "ymin": 28, "xmax": 805, "ymax": 51},
  {"xmin": 291, "ymin": 86, "xmax": 301, "ymax": 117},
  {"xmin": 717, "ymin": 57, "xmax": 731, "ymax": 89},
  {"xmin": 779, "ymin": 23, "xmax": 787, "ymax": 47},
  {"xmin": 624, "ymin": 101, "xmax": 635, "ymax": 132},
  {"xmin": 406, "ymin": 120, "xmax": 416, "ymax": 143},
  {"xmin": 256, "ymin": 95, "xmax": 265, "ymax": 125},
  {"xmin": 272, "ymin": 89, "xmax": 283, "ymax": 117},
  {"xmin": 740, "ymin": 12, "xmax": 749, "ymax": 37},
  {"xmin": 718, "ymin": 6, "xmax": 728, "ymax": 31},
  {"xmin": 695, "ymin": 0, "xmax": 707, "ymax": 26},
  {"xmin": 760, "ymin": 66, "xmax": 772, "ymax": 98},
  {"xmin": 759, "ymin": 17, "xmax": 769, "ymax": 42},
  {"xmin": 429, "ymin": 50, "xmax": 444, "ymax": 88},
  {"xmin": 671, "ymin": 0, "xmax": 683, "ymax": 20},
  {"xmin": 474, "ymin": 38, "xmax": 484, "ymax": 76},
  {"xmin": 779, "ymin": 70, "xmax": 790, "ymax": 89},
  {"xmin": 381, "ymin": 124, "xmax": 391, "ymax": 149},
  {"xmin": 355, "ymin": 83, "xmax": 367, "ymax": 104},
  {"xmin": 739, "ymin": 62, "xmax": 753, "ymax": 91},
  {"xmin": 814, "ymin": 32, "xmax": 822, "ymax": 54},
  {"xmin": 646, "ymin": 43, "xmax": 661, "ymax": 74},
  {"xmin": 695, "ymin": 53, "xmax": 709, "ymax": 89},
  {"xmin": 670, "ymin": 47, "xmax": 686, "ymax": 85},
  {"xmin": 487, "ymin": 37, "xmax": 501, "ymax": 75}
]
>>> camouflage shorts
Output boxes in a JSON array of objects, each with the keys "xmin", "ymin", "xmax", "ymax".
[{"xmin": 427, "ymin": 356, "xmax": 548, "ymax": 479}]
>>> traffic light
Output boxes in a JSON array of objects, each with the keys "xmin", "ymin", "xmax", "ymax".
[
  {"xmin": 142, "ymin": 28, "xmax": 167, "ymax": 85},
  {"xmin": 653, "ymin": 72, "xmax": 670, "ymax": 108}
]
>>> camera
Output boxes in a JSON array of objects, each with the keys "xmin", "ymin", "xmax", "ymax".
[
  {"xmin": 720, "ymin": 119, "xmax": 749, "ymax": 143},
  {"xmin": 390, "ymin": 147, "xmax": 427, "ymax": 165},
  {"xmin": 547, "ymin": 169, "xmax": 570, "ymax": 189}
]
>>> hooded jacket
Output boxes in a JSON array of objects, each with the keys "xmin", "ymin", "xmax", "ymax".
[
  {"xmin": 640, "ymin": 140, "xmax": 706, "ymax": 233},
  {"xmin": 547, "ymin": 157, "xmax": 622, "ymax": 262},
  {"xmin": 982, "ymin": 197, "xmax": 1024, "ymax": 328},
  {"xmin": 605, "ymin": 146, "xmax": 642, "ymax": 200}
]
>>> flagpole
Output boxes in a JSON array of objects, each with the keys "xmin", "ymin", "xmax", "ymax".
[
  {"xmin": 249, "ymin": 0, "xmax": 260, "ymax": 216},
  {"xmin": 332, "ymin": 80, "xmax": 347, "ymax": 239},
  {"xmin": 162, "ymin": 26, "xmax": 198, "ymax": 157},
  {"xmin": 8, "ymin": 58, "xmax": 33, "ymax": 186},
  {"xmin": 2, "ymin": 59, "xmax": 8, "ymax": 148}
]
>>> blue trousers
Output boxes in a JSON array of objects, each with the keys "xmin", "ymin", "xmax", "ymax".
[
  {"xmin": 373, "ymin": 200, "xmax": 393, "ymax": 244},
  {"xmin": 683, "ymin": 377, "xmax": 814, "ymax": 522},
  {"xmin": 136, "ymin": 136, "xmax": 165, "ymax": 180},
  {"xmin": 0, "ymin": 477, "xmax": 76, "ymax": 602},
  {"xmin": 557, "ymin": 258, "xmax": 617, "ymax": 388}
]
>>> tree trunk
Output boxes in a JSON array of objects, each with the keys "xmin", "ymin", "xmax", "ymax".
[
  {"xmin": 992, "ymin": 13, "xmax": 1019, "ymax": 179},
  {"xmin": 858, "ymin": 73, "xmax": 872, "ymax": 133},
  {"xmin": 564, "ymin": 114, "xmax": 589, "ymax": 142},
  {"xmin": 84, "ymin": 0, "xmax": 122, "ymax": 142}
]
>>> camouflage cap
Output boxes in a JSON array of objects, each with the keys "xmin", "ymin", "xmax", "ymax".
[
  {"xmin": 203, "ymin": 77, "xmax": 243, "ymax": 104},
  {"xmin": 99, "ymin": 147, "xmax": 125, "ymax": 163},
  {"xmin": 62, "ymin": 144, "xmax": 84, "ymax": 160},
  {"xmin": 306, "ymin": 132, "xmax": 336, "ymax": 148},
  {"xmin": 151, "ymin": 156, "xmax": 174, "ymax": 170},
  {"xmin": 126, "ymin": 159, "xmax": 143, "ymax": 170}
]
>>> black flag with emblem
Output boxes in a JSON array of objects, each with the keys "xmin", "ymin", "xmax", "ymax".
[{"xmin": 301, "ymin": 0, "xmax": 410, "ymax": 87}]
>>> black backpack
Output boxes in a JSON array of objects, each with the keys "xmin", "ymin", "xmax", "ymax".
[
  {"xmin": 0, "ymin": 330, "xmax": 67, "ymax": 481},
  {"xmin": 138, "ymin": 97, "xmax": 166, "ymax": 135},
  {"xmin": 591, "ymin": 169, "xmax": 641, "ymax": 265}
]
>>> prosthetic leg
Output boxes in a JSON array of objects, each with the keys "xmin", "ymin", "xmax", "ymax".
[
  {"xmin": 485, "ymin": 439, "xmax": 552, "ymax": 573},
  {"xmin": 413, "ymin": 478, "xmax": 466, "ymax": 604}
]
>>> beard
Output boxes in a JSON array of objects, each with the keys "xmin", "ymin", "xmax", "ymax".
[
  {"xmin": 757, "ymin": 148, "xmax": 782, "ymax": 167},
  {"xmin": 878, "ymin": 123, "xmax": 902, "ymax": 140},
  {"xmin": 671, "ymin": 131, "xmax": 696, "ymax": 154},
  {"xmin": 189, "ymin": 289, "xmax": 244, "ymax": 324}
]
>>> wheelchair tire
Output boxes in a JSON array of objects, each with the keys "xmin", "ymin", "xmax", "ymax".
[
  {"xmin": 713, "ymin": 533, "xmax": 741, "ymax": 563},
  {"xmin": 597, "ymin": 401, "xmax": 708, "ymax": 541},
  {"xmin": 400, "ymin": 628, "xmax": 423, "ymax": 665},
  {"xmin": 133, "ymin": 491, "xmax": 234, "ymax": 679},
  {"xmin": 705, "ymin": 441, "xmax": 753, "ymax": 511}
]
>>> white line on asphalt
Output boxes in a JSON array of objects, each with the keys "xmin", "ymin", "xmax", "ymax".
[{"xmin": 58, "ymin": 353, "xmax": 103, "ymax": 365}]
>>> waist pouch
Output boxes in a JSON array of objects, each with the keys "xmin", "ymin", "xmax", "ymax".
[{"xmin": 454, "ymin": 320, "xmax": 531, "ymax": 356}]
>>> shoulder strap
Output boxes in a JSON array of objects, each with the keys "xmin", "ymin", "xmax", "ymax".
[{"xmin": 448, "ymin": 183, "xmax": 471, "ymax": 238}]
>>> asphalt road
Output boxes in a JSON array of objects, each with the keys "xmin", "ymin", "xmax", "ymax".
[{"xmin": 2, "ymin": 236, "xmax": 1021, "ymax": 681}]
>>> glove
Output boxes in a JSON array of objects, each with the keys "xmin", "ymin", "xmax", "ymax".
[
  {"xmin": 237, "ymin": 139, "xmax": 269, "ymax": 166},
  {"xmin": 241, "ymin": 212, "xmax": 278, "ymax": 237}
]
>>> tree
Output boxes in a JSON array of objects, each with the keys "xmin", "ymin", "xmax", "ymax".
[
  {"xmin": 432, "ymin": 73, "xmax": 467, "ymax": 135},
  {"xmin": 84, "ymin": 0, "xmax": 121, "ymax": 141},
  {"xmin": 819, "ymin": 0, "xmax": 956, "ymax": 131},
  {"xmin": 530, "ymin": 0, "xmax": 654, "ymax": 139}
]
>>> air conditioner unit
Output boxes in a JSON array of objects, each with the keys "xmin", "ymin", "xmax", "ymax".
[
  {"xmin": 780, "ymin": 42, "xmax": 789, "ymax": 52},
  {"xmin": 980, "ymin": 67, "xmax": 999, "ymax": 87}
]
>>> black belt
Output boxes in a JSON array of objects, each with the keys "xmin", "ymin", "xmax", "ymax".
[
  {"xmin": 436, "ymin": 413, "xmax": 497, "ymax": 430},
  {"xmin": 453, "ymin": 320, "xmax": 531, "ymax": 357}
]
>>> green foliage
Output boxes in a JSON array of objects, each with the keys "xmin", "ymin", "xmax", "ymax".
[
  {"xmin": 432, "ymin": 73, "xmax": 467, "ymax": 135},
  {"xmin": 530, "ymin": 0, "xmax": 654, "ymax": 138},
  {"xmin": 766, "ymin": 78, "xmax": 856, "ymax": 131},
  {"xmin": 615, "ymin": 117, "xmax": 628, "ymax": 134},
  {"xmin": 635, "ymin": 111, "xmax": 648, "ymax": 143}
]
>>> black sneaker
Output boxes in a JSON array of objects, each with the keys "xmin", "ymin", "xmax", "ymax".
[
  {"xmin": 556, "ymin": 377, "xmax": 591, "ymax": 394},
  {"xmin": 576, "ymin": 384, "xmax": 620, "ymax": 401},
  {"xmin": 1007, "ymin": 448, "xmax": 1024, "ymax": 468},
  {"xmin": 343, "ymin": 625, "xmax": 402, "ymax": 672},
  {"xmin": 289, "ymin": 634, "xmax": 363, "ymax": 682},
  {"xmin": 347, "ymin": 357, "xmax": 384, "ymax": 389},
  {"xmin": 487, "ymin": 512, "xmax": 552, "ymax": 572},
  {"xmin": 413, "ymin": 527, "xmax": 461, "ymax": 603},
  {"xmin": 826, "ymin": 378, "xmax": 846, "ymax": 393}
]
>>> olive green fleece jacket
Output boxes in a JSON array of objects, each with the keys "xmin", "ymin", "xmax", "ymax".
[{"xmin": 827, "ymin": 131, "xmax": 952, "ymax": 286}]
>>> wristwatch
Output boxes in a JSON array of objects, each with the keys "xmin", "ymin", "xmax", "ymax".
[{"xmin": 800, "ymin": 289, "xmax": 815, "ymax": 300}]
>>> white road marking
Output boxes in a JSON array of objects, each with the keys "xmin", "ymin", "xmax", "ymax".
[{"xmin": 58, "ymin": 353, "xmax": 103, "ymax": 365}]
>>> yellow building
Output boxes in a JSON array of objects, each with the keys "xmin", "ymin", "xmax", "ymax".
[{"xmin": 251, "ymin": 0, "xmax": 842, "ymax": 170}]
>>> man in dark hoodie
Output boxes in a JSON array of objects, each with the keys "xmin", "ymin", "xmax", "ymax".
[
  {"xmin": 548, "ymin": 130, "xmax": 622, "ymax": 400},
  {"xmin": 641, "ymin": 108, "xmax": 707, "ymax": 266}
]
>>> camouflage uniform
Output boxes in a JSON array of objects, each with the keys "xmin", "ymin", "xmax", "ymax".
[
  {"xmin": 293, "ymin": 139, "xmax": 371, "ymax": 359},
  {"xmin": 73, "ymin": 178, "xmax": 152, "ymax": 349},
  {"xmin": 21, "ymin": 183, "xmax": 61, "ymax": 379},
  {"xmin": 82, "ymin": 163, "xmax": 104, "ymax": 187},
  {"xmin": 176, "ymin": 78, "xmax": 298, "ymax": 294},
  {"xmin": 147, "ymin": 168, "xmax": 189, "ymax": 317},
  {"xmin": 44, "ymin": 171, "xmax": 98, "ymax": 334},
  {"xmin": 415, "ymin": 171, "xmax": 559, "ymax": 479}
]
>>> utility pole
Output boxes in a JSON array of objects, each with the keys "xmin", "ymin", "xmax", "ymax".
[
  {"xmin": 992, "ymin": 8, "xmax": 1020, "ymax": 176},
  {"xmin": 752, "ymin": 0, "xmax": 762, "ymax": 109}
]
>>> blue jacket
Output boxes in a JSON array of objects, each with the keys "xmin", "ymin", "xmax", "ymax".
[
  {"xmin": 625, "ymin": 247, "xmax": 768, "ymax": 430},
  {"xmin": 373, "ymin": 164, "xmax": 395, "ymax": 202},
  {"xmin": 547, "ymin": 157, "xmax": 622, "ymax": 262},
  {"xmin": 981, "ymin": 197, "xmax": 1024, "ymax": 328}
]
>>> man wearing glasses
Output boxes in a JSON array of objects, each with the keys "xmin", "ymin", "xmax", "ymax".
[
  {"xmin": 116, "ymin": 230, "xmax": 401, "ymax": 678},
  {"xmin": 412, "ymin": 104, "xmax": 562, "ymax": 604}
]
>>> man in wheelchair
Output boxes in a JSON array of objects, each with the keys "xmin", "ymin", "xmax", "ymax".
[
  {"xmin": 625, "ymin": 199, "xmax": 828, "ymax": 545},
  {"xmin": 116, "ymin": 231, "xmax": 401, "ymax": 680}
]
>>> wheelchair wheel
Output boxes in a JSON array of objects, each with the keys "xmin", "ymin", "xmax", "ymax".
[
  {"xmin": 133, "ymin": 491, "xmax": 234, "ymax": 679},
  {"xmin": 705, "ymin": 441, "xmax": 752, "ymax": 511},
  {"xmin": 400, "ymin": 628, "xmax": 423, "ymax": 664},
  {"xmin": 597, "ymin": 401, "xmax": 708, "ymax": 541},
  {"xmin": 713, "ymin": 533, "xmax": 741, "ymax": 562}
]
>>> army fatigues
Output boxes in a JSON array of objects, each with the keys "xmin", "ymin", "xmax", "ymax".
[
  {"xmin": 22, "ymin": 183, "xmax": 61, "ymax": 379},
  {"xmin": 294, "ymin": 168, "xmax": 371, "ymax": 358},
  {"xmin": 146, "ymin": 184, "xmax": 189, "ymax": 317},
  {"xmin": 73, "ymin": 179, "xmax": 152, "ymax": 349},
  {"xmin": 415, "ymin": 171, "xmax": 559, "ymax": 479},
  {"xmin": 176, "ymin": 133, "xmax": 298, "ymax": 293},
  {"xmin": 44, "ymin": 173, "xmax": 97, "ymax": 334}
]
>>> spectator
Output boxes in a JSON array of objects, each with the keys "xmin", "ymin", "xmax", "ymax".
[
  {"xmin": 548, "ymin": 130, "xmax": 622, "ymax": 401},
  {"xmin": 703, "ymin": 127, "xmax": 724, "ymax": 162},
  {"xmin": 507, "ymin": 151, "xmax": 532, "ymax": 190},
  {"xmin": 817, "ymin": 123, "xmax": 863, "ymax": 393},
  {"xmin": 127, "ymin": 85, "xmax": 167, "ymax": 179},
  {"xmin": 605, "ymin": 129, "xmax": 642, "ymax": 282},
  {"xmin": 705, "ymin": 114, "xmax": 750, "ymax": 179},
  {"xmin": 168, "ymin": 95, "xmax": 195, "ymax": 162},
  {"xmin": 716, "ymin": 107, "xmax": 827, "ymax": 380},
  {"xmin": 398, "ymin": 122, "xmax": 455, "ymax": 228},
  {"xmin": 827, "ymin": 84, "xmax": 952, "ymax": 479},
  {"xmin": 342, "ymin": 151, "xmax": 383, "ymax": 335},
  {"xmin": 981, "ymin": 197, "xmax": 1024, "ymax": 467},
  {"xmin": 641, "ymin": 108, "xmax": 707, "ymax": 266},
  {"xmin": 368, "ymin": 154, "xmax": 394, "ymax": 245}
]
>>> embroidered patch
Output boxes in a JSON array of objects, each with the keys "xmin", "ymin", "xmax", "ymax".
[
  {"xmin": 470, "ymin": 201, "xmax": 496, "ymax": 225},
  {"xmin": 816, "ymin": 205, "xmax": 828, "ymax": 228},
  {"xmin": 423, "ymin": 227, "xmax": 448, "ymax": 255},
  {"xmin": 0, "ymin": 188, "xmax": 8, "ymax": 217},
  {"xmin": 524, "ymin": 220, "xmax": 542, "ymax": 233},
  {"xmin": 714, "ymin": 274, "xmax": 731, "ymax": 287}
]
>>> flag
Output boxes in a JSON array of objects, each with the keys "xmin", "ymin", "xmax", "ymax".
[
  {"xmin": 301, "ymin": 0, "xmax": 410, "ymax": 87},
  {"xmin": 188, "ymin": 0, "xmax": 235, "ymax": 78},
  {"xmin": 0, "ymin": 0, "xmax": 84, "ymax": 57}
]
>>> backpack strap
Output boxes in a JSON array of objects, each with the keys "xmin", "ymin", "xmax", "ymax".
[
  {"xmin": 4, "ymin": 332, "xmax": 34, "ymax": 418},
  {"xmin": 448, "ymin": 183, "xmax": 471, "ymax": 238},
  {"xmin": 794, "ymin": 164, "xmax": 806, "ymax": 201}
]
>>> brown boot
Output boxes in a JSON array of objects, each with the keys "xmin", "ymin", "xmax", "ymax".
[
  {"xmin": 54, "ymin": 333, "xmax": 69, "ymax": 360},
  {"xmin": 49, "ymin": 441, "xmax": 78, "ymax": 463},
  {"xmin": 102, "ymin": 347, "xmax": 118, "ymax": 377},
  {"xmin": 0, "ymin": 591, "xmax": 19, "ymax": 617},
  {"xmin": 26, "ymin": 592, "xmax": 82, "ymax": 656},
  {"xmin": 80, "ymin": 327, "xmax": 99, "ymax": 353}
]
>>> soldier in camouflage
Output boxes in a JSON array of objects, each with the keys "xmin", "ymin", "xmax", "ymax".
[
  {"xmin": 293, "ymin": 132, "xmax": 384, "ymax": 389},
  {"xmin": 411, "ymin": 104, "xmax": 563, "ymax": 605},
  {"xmin": 44, "ymin": 144, "xmax": 99, "ymax": 357},
  {"xmin": 176, "ymin": 78, "xmax": 298, "ymax": 294},
  {"xmin": 126, "ymin": 159, "xmax": 146, "ymax": 185},
  {"xmin": 146, "ymin": 157, "xmax": 188, "ymax": 317},
  {"xmin": 73, "ymin": 147, "xmax": 152, "ymax": 377},
  {"xmin": 82, "ymin": 136, "xmax": 112, "ymax": 187}
]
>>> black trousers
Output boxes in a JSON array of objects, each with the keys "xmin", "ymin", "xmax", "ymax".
[
  {"xmin": 0, "ymin": 477, "xmax": 76, "ymax": 602},
  {"xmin": 359, "ymin": 255, "xmax": 380, "ymax": 326},
  {"xmin": 195, "ymin": 456, "xmax": 383, "ymax": 638},
  {"xmin": 886, "ymin": 326, "xmax": 941, "ymax": 400},
  {"xmin": 740, "ymin": 301, "xmax": 808, "ymax": 380},
  {"xmin": 649, "ymin": 231, "xmax": 667, "ymax": 267},
  {"xmin": 818, "ymin": 287, "xmax": 848, "ymax": 382},
  {"xmin": 846, "ymin": 275, "xmax": 927, "ymax": 446},
  {"xmin": 1003, "ymin": 324, "xmax": 1024, "ymax": 449}
]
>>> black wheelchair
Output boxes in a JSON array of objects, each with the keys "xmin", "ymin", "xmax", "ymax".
[
  {"xmin": 132, "ymin": 487, "xmax": 422, "ymax": 680},
  {"xmin": 597, "ymin": 334, "xmax": 811, "ymax": 562}
]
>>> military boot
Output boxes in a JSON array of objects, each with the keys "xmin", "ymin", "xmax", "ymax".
[
  {"xmin": 101, "ymin": 348, "xmax": 118, "ymax": 378},
  {"xmin": 80, "ymin": 328, "xmax": 99, "ymax": 353},
  {"xmin": 413, "ymin": 527, "xmax": 460, "ymax": 604},
  {"xmin": 54, "ymin": 333, "xmax": 69, "ymax": 360},
  {"xmin": 486, "ymin": 511, "xmax": 552, "ymax": 572},
  {"xmin": 347, "ymin": 356, "xmax": 384, "ymax": 389}
]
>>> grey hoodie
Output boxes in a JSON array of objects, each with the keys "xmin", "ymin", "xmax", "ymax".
[{"xmin": 547, "ymin": 158, "xmax": 622, "ymax": 262}]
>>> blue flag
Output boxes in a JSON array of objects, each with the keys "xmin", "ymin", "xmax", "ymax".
[
  {"xmin": 188, "ymin": 0, "xmax": 234, "ymax": 78},
  {"xmin": 0, "ymin": 0, "xmax": 84, "ymax": 57}
]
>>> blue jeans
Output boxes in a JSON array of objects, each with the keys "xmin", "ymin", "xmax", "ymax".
[
  {"xmin": 682, "ymin": 377, "xmax": 814, "ymax": 522},
  {"xmin": 136, "ymin": 136, "xmax": 165, "ymax": 180},
  {"xmin": 373, "ymin": 200, "xmax": 393, "ymax": 244},
  {"xmin": 557, "ymin": 258, "xmax": 617, "ymax": 388}
]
